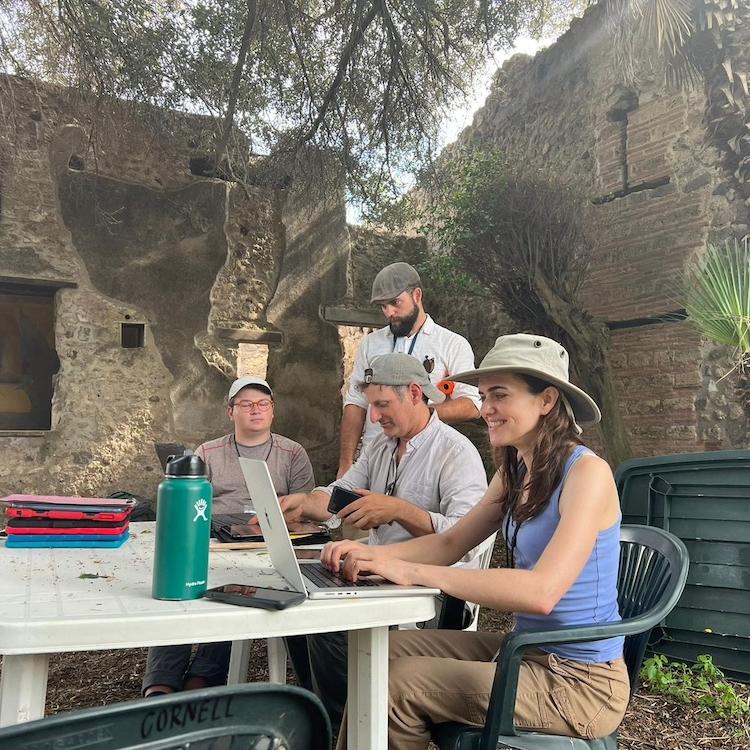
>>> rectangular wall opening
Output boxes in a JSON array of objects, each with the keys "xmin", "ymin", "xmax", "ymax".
[
  {"xmin": 121, "ymin": 322, "xmax": 145, "ymax": 349},
  {"xmin": 0, "ymin": 281, "xmax": 60, "ymax": 430}
]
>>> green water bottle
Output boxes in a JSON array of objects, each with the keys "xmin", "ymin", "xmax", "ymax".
[{"xmin": 152, "ymin": 452, "xmax": 213, "ymax": 600}]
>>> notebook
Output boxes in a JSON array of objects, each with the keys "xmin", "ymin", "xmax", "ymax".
[
  {"xmin": 5, "ymin": 518, "xmax": 129, "ymax": 535},
  {"xmin": 238, "ymin": 457, "xmax": 440, "ymax": 600},
  {"xmin": 2, "ymin": 494, "xmax": 135, "ymax": 515}
]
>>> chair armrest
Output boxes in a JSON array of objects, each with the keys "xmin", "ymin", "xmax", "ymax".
[{"xmin": 480, "ymin": 614, "xmax": 657, "ymax": 750}]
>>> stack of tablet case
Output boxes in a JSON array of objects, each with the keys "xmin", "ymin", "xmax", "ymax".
[{"xmin": 1, "ymin": 495, "xmax": 135, "ymax": 548}]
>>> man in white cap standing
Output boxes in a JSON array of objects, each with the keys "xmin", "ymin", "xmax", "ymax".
[
  {"xmin": 338, "ymin": 261, "xmax": 481, "ymax": 477},
  {"xmin": 141, "ymin": 375, "xmax": 315, "ymax": 697}
]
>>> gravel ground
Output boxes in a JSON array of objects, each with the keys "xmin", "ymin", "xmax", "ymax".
[{"xmin": 2, "ymin": 539, "xmax": 748, "ymax": 748}]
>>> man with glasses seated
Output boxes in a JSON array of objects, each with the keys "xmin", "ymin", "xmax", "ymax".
[
  {"xmin": 141, "ymin": 376, "xmax": 315, "ymax": 697},
  {"xmin": 280, "ymin": 353, "xmax": 487, "ymax": 735}
]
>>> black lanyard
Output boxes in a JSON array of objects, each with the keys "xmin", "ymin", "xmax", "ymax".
[
  {"xmin": 384, "ymin": 442, "xmax": 401, "ymax": 496},
  {"xmin": 234, "ymin": 434, "xmax": 274, "ymax": 462},
  {"xmin": 392, "ymin": 318, "xmax": 426, "ymax": 354}
]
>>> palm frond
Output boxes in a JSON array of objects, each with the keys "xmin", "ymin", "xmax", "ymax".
[
  {"xmin": 598, "ymin": 0, "xmax": 702, "ymax": 88},
  {"xmin": 685, "ymin": 238, "xmax": 750, "ymax": 358},
  {"xmin": 642, "ymin": 0, "xmax": 695, "ymax": 57}
]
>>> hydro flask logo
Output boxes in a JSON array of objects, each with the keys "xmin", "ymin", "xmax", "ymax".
[{"xmin": 193, "ymin": 499, "xmax": 208, "ymax": 522}]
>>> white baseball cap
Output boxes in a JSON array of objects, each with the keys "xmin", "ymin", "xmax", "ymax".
[{"xmin": 228, "ymin": 376, "xmax": 273, "ymax": 401}]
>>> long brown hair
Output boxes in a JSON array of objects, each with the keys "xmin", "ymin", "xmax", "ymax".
[{"xmin": 493, "ymin": 373, "xmax": 583, "ymax": 524}]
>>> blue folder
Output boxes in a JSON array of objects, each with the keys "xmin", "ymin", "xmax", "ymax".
[{"xmin": 4, "ymin": 531, "xmax": 129, "ymax": 548}]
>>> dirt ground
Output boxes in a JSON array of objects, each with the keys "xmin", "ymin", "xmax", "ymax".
[{"xmin": 2, "ymin": 541, "xmax": 749, "ymax": 748}]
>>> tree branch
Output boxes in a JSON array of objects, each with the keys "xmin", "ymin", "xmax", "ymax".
[
  {"xmin": 212, "ymin": 0, "xmax": 260, "ymax": 177},
  {"xmin": 299, "ymin": 0, "xmax": 379, "ymax": 144}
]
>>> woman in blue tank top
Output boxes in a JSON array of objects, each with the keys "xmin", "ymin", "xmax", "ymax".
[{"xmin": 323, "ymin": 333, "xmax": 630, "ymax": 750}]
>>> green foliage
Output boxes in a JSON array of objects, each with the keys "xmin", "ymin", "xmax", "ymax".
[
  {"xmin": 685, "ymin": 237, "xmax": 750, "ymax": 372},
  {"xmin": 414, "ymin": 249, "xmax": 486, "ymax": 298},
  {"xmin": 421, "ymin": 144, "xmax": 591, "ymax": 331},
  {"xmin": 0, "ymin": 0, "xmax": 559, "ymax": 209},
  {"xmin": 641, "ymin": 654, "xmax": 750, "ymax": 720},
  {"xmin": 417, "ymin": 144, "xmax": 633, "ymax": 466}
]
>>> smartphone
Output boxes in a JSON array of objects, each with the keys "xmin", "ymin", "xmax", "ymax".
[
  {"xmin": 327, "ymin": 486, "xmax": 361, "ymax": 514},
  {"xmin": 204, "ymin": 584, "xmax": 306, "ymax": 610}
]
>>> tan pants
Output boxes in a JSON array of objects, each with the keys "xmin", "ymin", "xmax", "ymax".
[{"xmin": 336, "ymin": 629, "xmax": 630, "ymax": 750}]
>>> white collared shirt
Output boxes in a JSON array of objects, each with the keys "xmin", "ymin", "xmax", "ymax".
[
  {"xmin": 344, "ymin": 315, "xmax": 482, "ymax": 452},
  {"xmin": 318, "ymin": 411, "xmax": 488, "ymax": 564}
]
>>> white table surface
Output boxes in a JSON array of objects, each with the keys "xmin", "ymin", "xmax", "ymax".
[{"xmin": 0, "ymin": 522, "xmax": 436, "ymax": 749}]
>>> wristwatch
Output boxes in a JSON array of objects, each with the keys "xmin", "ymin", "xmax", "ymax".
[{"xmin": 323, "ymin": 513, "xmax": 342, "ymax": 530}]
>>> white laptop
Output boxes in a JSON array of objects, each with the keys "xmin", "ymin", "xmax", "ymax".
[{"xmin": 238, "ymin": 457, "xmax": 440, "ymax": 600}]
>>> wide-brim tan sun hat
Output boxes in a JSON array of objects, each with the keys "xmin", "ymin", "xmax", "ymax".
[{"xmin": 451, "ymin": 333, "xmax": 601, "ymax": 425}]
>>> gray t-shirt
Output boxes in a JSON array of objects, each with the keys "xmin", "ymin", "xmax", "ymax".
[{"xmin": 195, "ymin": 432, "xmax": 315, "ymax": 515}]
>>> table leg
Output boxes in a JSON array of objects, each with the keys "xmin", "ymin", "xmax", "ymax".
[
  {"xmin": 266, "ymin": 637, "xmax": 287, "ymax": 684},
  {"xmin": 226, "ymin": 640, "xmax": 252, "ymax": 685},
  {"xmin": 0, "ymin": 653, "xmax": 50, "ymax": 726},
  {"xmin": 347, "ymin": 625, "xmax": 389, "ymax": 750}
]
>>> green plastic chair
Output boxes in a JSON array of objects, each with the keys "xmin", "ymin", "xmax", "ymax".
[
  {"xmin": 0, "ymin": 683, "xmax": 331, "ymax": 750},
  {"xmin": 432, "ymin": 524, "xmax": 689, "ymax": 750}
]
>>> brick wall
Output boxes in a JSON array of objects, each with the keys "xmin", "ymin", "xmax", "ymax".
[{"xmin": 448, "ymin": 5, "xmax": 748, "ymax": 459}]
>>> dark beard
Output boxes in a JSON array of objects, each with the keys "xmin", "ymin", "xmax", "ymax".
[{"xmin": 389, "ymin": 304, "xmax": 420, "ymax": 338}]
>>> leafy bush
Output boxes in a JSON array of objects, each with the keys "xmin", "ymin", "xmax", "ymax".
[{"xmin": 641, "ymin": 654, "xmax": 750, "ymax": 720}]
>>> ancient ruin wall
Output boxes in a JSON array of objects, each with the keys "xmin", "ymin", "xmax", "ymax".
[
  {"xmin": 452, "ymin": 7, "xmax": 749, "ymax": 456},
  {"xmin": 0, "ymin": 76, "xmax": 336, "ymax": 499}
]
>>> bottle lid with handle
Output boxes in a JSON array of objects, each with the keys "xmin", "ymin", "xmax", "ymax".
[{"xmin": 165, "ymin": 450, "xmax": 207, "ymax": 477}]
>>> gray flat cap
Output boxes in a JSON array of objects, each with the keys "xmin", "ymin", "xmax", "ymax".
[
  {"xmin": 360, "ymin": 352, "xmax": 445, "ymax": 403},
  {"xmin": 370, "ymin": 262, "xmax": 421, "ymax": 304}
]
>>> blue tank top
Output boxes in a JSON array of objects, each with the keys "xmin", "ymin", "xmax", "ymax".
[{"xmin": 505, "ymin": 445, "xmax": 623, "ymax": 663}]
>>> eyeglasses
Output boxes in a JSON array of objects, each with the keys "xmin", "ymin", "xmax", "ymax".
[
  {"xmin": 384, "ymin": 444, "xmax": 399, "ymax": 496},
  {"xmin": 231, "ymin": 398, "xmax": 273, "ymax": 412}
]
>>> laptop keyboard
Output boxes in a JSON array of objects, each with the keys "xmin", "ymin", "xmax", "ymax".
[{"xmin": 302, "ymin": 562, "xmax": 379, "ymax": 588}]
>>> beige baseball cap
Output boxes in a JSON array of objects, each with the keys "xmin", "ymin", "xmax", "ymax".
[
  {"xmin": 370, "ymin": 262, "xmax": 422, "ymax": 304},
  {"xmin": 360, "ymin": 352, "xmax": 445, "ymax": 403}
]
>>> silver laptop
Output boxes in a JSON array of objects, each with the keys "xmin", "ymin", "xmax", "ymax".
[{"xmin": 238, "ymin": 457, "xmax": 440, "ymax": 600}]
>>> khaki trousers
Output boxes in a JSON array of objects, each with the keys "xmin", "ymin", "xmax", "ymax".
[{"xmin": 336, "ymin": 629, "xmax": 630, "ymax": 750}]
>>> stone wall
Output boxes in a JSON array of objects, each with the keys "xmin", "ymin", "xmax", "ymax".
[
  {"xmin": 448, "ymin": 6, "xmax": 749, "ymax": 457},
  {"xmin": 264, "ymin": 161, "xmax": 351, "ymax": 481},
  {"xmin": 0, "ymin": 76, "xmax": 352, "ymax": 498}
]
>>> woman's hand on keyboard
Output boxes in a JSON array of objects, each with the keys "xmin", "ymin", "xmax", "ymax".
[
  {"xmin": 320, "ymin": 540, "xmax": 366, "ymax": 573},
  {"xmin": 341, "ymin": 547, "xmax": 415, "ymax": 585},
  {"xmin": 322, "ymin": 541, "xmax": 415, "ymax": 585}
]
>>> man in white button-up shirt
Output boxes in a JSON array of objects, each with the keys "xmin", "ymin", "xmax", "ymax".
[
  {"xmin": 337, "ymin": 261, "xmax": 481, "ymax": 477},
  {"xmin": 280, "ymin": 352, "xmax": 487, "ymax": 735}
]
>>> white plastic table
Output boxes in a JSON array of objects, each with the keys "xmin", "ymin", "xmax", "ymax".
[{"xmin": 0, "ymin": 522, "xmax": 436, "ymax": 750}]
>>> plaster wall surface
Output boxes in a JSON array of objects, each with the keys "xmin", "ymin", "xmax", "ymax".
[{"xmin": 0, "ymin": 76, "xmax": 345, "ymax": 498}]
